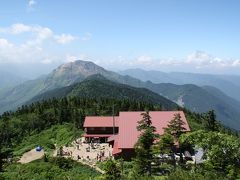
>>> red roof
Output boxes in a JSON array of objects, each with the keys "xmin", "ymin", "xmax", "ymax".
[
  {"xmin": 83, "ymin": 111, "xmax": 190, "ymax": 151},
  {"xmin": 112, "ymin": 140, "xmax": 122, "ymax": 155},
  {"xmin": 83, "ymin": 116, "xmax": 119, "ymax": 127},
  {"xmin": 118, "ymin": 111, "xmax": 190, "ymax": 149},
  {"xmin": 107, "ymin": 135, "xmax": 117, "ymax": 142}
]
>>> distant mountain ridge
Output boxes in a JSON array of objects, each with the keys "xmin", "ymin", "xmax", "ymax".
[
  {"xmin": 0, "ymin": 71, "xmax": 27, "ymax": 89},
  {"xmin": 142, "ymin": 82, "xmax": 240, "ymax": 129},
  {"xmin": 119, "ymin": 69, "xmax": 240, "ymax": 101},
  {"xmin": 1, "ymin": 60, "xmax": 240, "ymax": 130}
]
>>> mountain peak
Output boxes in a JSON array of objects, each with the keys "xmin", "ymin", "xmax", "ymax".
[
  {"xmin": 56, "ymin": 60, "xmax": 104, "ymax": 74},
  {"xmin": 42, "ymin": 60, "xmax": 109, "ymax": 90}
]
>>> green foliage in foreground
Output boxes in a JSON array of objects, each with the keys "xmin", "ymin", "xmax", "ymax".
[
  {"xmin": 181, "ymin": 130, "xmax": 240, "ymax": 179},
  {"xmin": 166, "ymin": 168, "xmax": 225, "ymax": 180},
  {"xmin": 98, "ymin": 160, "xmax": 227, "ymax": 180},
  {"xmin": 13, "ymin": 124, "xmax": 82, "ymax": 156},
  {"xmin": 100, "ymin": 159, "xmax": 121, "ymax": 180},
  {"xmin": 1, "ymin": 157, "xmax": 100, "ymax": 180}
]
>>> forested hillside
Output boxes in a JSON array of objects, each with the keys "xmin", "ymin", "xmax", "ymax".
[
  {"xmin": 30, "ymin": 75, "xmax": 177, "ymax": 110},
  {"xmin": 144, "ymin": 82, "xmax": 240, "ymax": 130}
]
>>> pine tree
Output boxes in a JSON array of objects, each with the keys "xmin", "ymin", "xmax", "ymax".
[
  {"xmin": 165, "ymin": 113, "xmax": 186, "ymax": 139},
  {"xmin": 164, "ymin": 113, "xmax": 186, "ymax": 163},
  {"xmin": 203, "ymin": 110, "xmax": 219, "ymax": 131},
  {"xmin": 133, "ymin": 111, "xmax": 157, "ymax": 176}
]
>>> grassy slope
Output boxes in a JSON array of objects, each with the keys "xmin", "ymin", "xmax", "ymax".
[
  {"xmin": 13, "ymin": 124, "xmax": 82, "ymax": 156},
  {"xmin": 1, "ymin": 158, "xmax": 100, "ymax": 180},
  {"xmin": 1, "ymin": 124, "xmax": 97, "ymax": 179}
]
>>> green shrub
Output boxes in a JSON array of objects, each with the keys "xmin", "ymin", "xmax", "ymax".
[{"xmin": 2, "ymin": 157, "xmax": 100, "ymax": 180}]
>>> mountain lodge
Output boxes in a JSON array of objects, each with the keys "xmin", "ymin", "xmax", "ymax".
[{"xmin": 83, "ymin": 111, "xmax": 190, "ymax": 159}]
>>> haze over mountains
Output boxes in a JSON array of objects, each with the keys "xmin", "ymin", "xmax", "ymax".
[
  {"xmin": 0, "ymin": 71, "xmax": 27, "ymax": 89},
  {"xmin": 120, "ymin": 69, "xmax": 240, "ymax": 101},
  {"xmin": 1, "ymin": 60, "xmax": 240, "ymax": 130}
]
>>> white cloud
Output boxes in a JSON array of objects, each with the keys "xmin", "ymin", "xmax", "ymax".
[
  {"xmin": 0, "ymin": 23, "xmax": 31, "ymax": 34},
  {"xmin": 11, "ymin": 23, "xmax": 31, "ymax": 34},
  {"xmin": 114, "ymin": 55, "xmax": 179, "ymax": 68},
  {"xmin": 28, "ymin": 0, "xmax": 36, "ymax": 7},
  {"xmin": 0, "ymin": 24, "xmax": 53, "ymax": 41},
  {"xmin": 231, "ymin": 59, "xmax": 240, "ymax": 67},
  {"xmin": 136, "ymin": 55, "xmax": 153, "ymax": 64},
  {"xmin": 158, "ymin": 58, "xmax": 179, "ymax": 66},
  {"xmin": 65, "ymin": 54, "xmax": 87, "ymax": 62},
  {"xmin": 0, "ymin": 23, "xmax": 78, "ymax": 46},
  {"xmin": 41, "ymin": 58, "xmax": 53, "ymax": 64},
  {"xmin": 27, "ymin": 0, "xmax": 37, "ymax": 12},
  {"xmin": 184, "ymin": 51, "xmax": 240, "ymax": 68},
  {"xmin": 0, "ymin": 23, "xmax": 88, "ymax": 47},
  {"xmin": 98, "ymin": 51, "xmax": 240, "ymax": 74},
  {"xmin": 0, "ymin": 38, "xmax": 13, "ymax": 48},
  {"xmin": 25, "ymin": 26, "xmax": 53, "ymax": 46},
  {"xmin": 54, "ymin": 34, "xmax": 77, "ymax": 44},
  {"xmin": 186, "ymin": 51, "xmax": 212, "ymax": 64},
  {"xmin": 0, "ymin": 23, "xmax": 86, "ymax": 64},
  {"xmin": 185, "ymin": 51, "xmax": 223, "ymax": 67}
]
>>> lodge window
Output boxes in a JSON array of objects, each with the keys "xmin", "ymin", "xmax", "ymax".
[{"xmin": 101, "ymin": 127, "xmax": 106, "ymax": 131}]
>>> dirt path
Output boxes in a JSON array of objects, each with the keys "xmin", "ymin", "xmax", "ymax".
[
  {"xmin": 18, "ymin": 149, "xmax": 44, "ymax": 164},
  {"xmin": 18, "ymin": 138, "xmax": 107, "ymax": 174}
]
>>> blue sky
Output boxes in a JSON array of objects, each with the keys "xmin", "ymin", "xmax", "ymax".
[{"xmin": 0, "ymin": 0, "xmax": 240, "ymax": 76}]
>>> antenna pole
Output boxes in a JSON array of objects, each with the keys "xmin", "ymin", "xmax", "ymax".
[{"xmin": 112, "ymin": 104, "xmax": 115, "ymax": 135}]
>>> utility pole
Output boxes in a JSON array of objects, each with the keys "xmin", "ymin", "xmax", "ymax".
[{"xmin": 112, "ymin": 104, "xmax": 115, "ymax": 135}]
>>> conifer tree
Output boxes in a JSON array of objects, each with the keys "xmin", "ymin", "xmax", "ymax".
[
  {"xmin": 203, "ymin": 110, "xmax": 219, "ymax": 131},
  {"xmin": 133, "ymin": 111, "xmax": 157, "ymax": 176},
  {"xmin": 165, "ymin": 113, "xmax": 186, "ymax": 139},
  {"xmin": 164, "ymin": 113, "xmax": 186, "ymax": 163}
]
